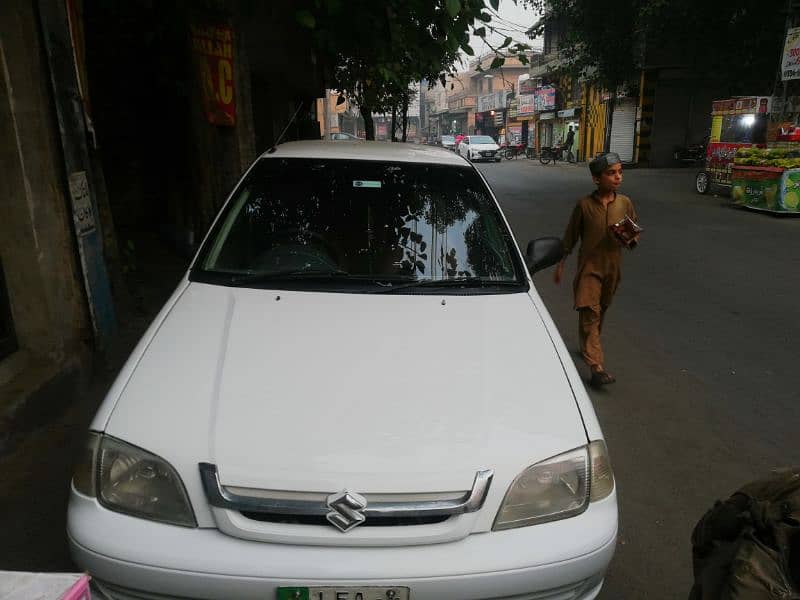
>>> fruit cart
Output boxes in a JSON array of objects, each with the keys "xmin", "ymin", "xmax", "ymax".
[
  {"xmin": 730, "ymin": 147, "xmax": 800, "ymax": 213},
  {"xmin": 695, "ymin": 96, "xmax": 772, "ymax": 195},
  {"xmin": 695, "ymin": 95, "xmax": 800, "ymax": 213}
]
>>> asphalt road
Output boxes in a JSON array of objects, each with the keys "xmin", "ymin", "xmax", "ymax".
[{"xmin": 477, "ymin": 158, "xmax": 800, "ymax": 598}]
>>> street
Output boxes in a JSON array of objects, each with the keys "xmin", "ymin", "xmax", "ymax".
[
  {"xmin": 3, "ymin": 0, "xmax": 796, "ymax": 596},
  {"xmin": 1, "ymin": 160, "xmax": 799, "ymax": 598},
  {"xmin": 478, "ymin": 159, "xmax": 800, "ymax": 598}
]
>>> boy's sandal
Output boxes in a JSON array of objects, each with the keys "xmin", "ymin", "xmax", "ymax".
[{"xmin": 590, "ymin": 370, "xmax": 616, "ymax": 386}]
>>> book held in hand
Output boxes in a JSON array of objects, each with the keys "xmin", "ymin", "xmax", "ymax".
[{"xmin": 609, "ymin": 214, "xmax": 643, "ymax": 249}]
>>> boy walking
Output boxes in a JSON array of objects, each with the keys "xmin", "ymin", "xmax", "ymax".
[{"xmin": 554, "ymin": 152, "xmax": 639, "ymax": 387}]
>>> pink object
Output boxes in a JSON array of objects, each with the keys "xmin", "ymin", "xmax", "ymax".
[
  {"xmin": 0, "ymin": 571, "xmax": 92, "ymax": 599},
  {"xmin": 60, "ymin": 575, "xmax": 91, "ymax": 600}
]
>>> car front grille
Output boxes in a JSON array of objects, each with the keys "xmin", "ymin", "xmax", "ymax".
[
  {"xmin": 199, "ymin": 463, "xmax": 493, "ymax": 544},
  {"xmin": 240, "ymin": 511, "xmax": 450, "ymax": 527},
  {"xmin": 199, "ymin": 463, "xmax": 492, "ymax": 530}
]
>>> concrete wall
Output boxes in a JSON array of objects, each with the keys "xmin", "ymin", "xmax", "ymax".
[
  {"xmin": 80, "ymin": 1, "xmax": 259, "ymax": 252},
  {"xmin": 188, "ymin": 8, "xmax": 257, "ymax": 236},
  {"xmin": 0, "ymin": 0, "xmax": 91, "ymax": 405}
]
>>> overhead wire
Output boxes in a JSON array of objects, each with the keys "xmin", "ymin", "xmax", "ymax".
[
  {"xmin": 486, "ymin": 6, "xmax": 537, "ymax": 32},
  {"xmin": 478, "ymin": 6, "xmax": 538, "ymax": 49}
]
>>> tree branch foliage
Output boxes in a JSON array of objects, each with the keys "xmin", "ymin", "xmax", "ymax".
[
  {"xmin": 294, "ymin": 0, "xmax": 530, "ymax": 138},
  {"xmin": 525, "ymin": 0, "xmax": 787, "ymax": 95}
]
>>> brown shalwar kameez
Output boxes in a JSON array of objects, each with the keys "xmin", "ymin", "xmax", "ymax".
[{"xmin": 561, "ymin": 192, "xmax": 638, "ymax": 369}]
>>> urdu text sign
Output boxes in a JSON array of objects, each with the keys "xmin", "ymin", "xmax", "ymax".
[
  {"xmin": 782, "ymin": 27, "xmax": 800, "ymax": 81},
  {"xmin": 191, "ymin": 24, "xmax": 236, "ymax": 126}
]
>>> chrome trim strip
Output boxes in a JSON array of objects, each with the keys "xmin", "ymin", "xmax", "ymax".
[{"xmin": 199, "ymin": 463, "xmax": 493, "ymax": 518}]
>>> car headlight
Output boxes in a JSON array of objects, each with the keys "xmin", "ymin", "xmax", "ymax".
[
  {"xmin": 493, "ymin": 441, "xmax": 614, "ymax": 530},
  {"xmin": 72, "ymin": 432, "xmax": 196, "ymax": 527}
]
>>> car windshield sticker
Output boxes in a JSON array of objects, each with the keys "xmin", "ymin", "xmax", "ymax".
[{"xmin": 353, "ymin": 180, "xmax": 381, "ymax": 188}]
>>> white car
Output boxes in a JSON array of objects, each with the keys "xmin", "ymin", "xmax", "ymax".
[
  {"xmin": 68, "ymin": 141, "xmax": 618, "ymax": 600},
  {"xmin": 458, "ymin": 135, "xmax": 501, "ymax": 162}
]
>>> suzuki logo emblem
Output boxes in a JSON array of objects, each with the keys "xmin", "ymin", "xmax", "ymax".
[{"xmin": 325, "ymin": 490, "xmax": 367, "ymax": 532}]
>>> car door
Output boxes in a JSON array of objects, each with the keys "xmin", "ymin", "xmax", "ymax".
[{"xmin": 460, "ymin": 137, "xmax": 469, "ymax": 158}]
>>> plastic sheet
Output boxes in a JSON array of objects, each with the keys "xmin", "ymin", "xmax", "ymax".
[{"xmin": 0, "ymin": 572, "xmax": 90, "ymax": 600}]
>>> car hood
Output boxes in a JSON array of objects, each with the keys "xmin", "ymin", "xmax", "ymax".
[
  {"xmin": 470, "ymin": 143, "xmax": 499, "ymax": 151},
  {"xmin": 105, "ymin": 283, "xmax": 587, "ymax": 494}
]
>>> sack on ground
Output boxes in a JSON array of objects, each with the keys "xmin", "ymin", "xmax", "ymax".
[{"xmin": 689, "ymin": 467, "xmax": 800, "ymax": 600}]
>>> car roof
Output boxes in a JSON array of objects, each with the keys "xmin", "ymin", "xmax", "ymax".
[{"xmin": 261, "ymin": 140, "xmax": 467, "ymax": 166}]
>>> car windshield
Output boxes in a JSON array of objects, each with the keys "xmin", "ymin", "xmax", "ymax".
[
  {"xmin": 441, "ymin": 135, "xmax": 455, "ymax": 143},
  {"xmin": 470, "ymin": 135, "xmax": 495, "ymax": 144},
  {"xmin": 192, "ymin": 158, "xmax": 524, "ymax": 292}
]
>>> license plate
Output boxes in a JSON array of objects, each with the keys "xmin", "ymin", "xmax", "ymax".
[{"xmin": 277, "ymin": 587, "xmax": 410, "ymax": 600}]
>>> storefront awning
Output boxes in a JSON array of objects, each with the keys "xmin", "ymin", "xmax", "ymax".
[{"xmin": 557, "ymin": 107, "xmax": 581, "ymax": 118}]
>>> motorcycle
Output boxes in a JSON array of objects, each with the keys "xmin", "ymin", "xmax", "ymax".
[
  {"xmin": 674, "ymin": 137, "xmax": 708, "ymax": 166},
  {"xmin": 539, "ymin": 144, "xmax": 564, "ymax": 165},
  {"xmin": 502, "ymin": 143, "xmax": 526, "ymax": 160}
]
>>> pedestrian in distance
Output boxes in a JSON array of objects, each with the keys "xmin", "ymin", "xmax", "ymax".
[
  {"xmin": 564, "ymin": 126, "xmax": 576, "ymax": 162},
  {"xmin": 553, "ymin": 152, "xmax": 641, "ymax": 387}
]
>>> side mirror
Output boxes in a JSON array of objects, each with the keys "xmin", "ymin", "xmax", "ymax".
[{"xmin": 526, "ymin": 237, "xmax": 563, "ymax": 274}]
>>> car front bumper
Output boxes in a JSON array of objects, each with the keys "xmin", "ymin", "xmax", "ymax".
[
  {"xmin": 471, "ymin": 152, "xmax": 498, "ymax": 161},
  {"xmin": 68, "ymin": 491, "xmax": 617, "ymax": 600}
]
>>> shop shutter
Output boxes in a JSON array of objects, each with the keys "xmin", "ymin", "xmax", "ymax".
[{"xmin": 610, "ymin": 99, "xmax": 636, "ymax": 162}]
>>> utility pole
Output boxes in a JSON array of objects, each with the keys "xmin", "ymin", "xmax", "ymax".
[
  {"xmin": 326, "ymin": 91, "xmax": 334, "ymax": 137},
  {"xmin": 505, "ymin": 89, "xmax": 511, "ymax": 145}
]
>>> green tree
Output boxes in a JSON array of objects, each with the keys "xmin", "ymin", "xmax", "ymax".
[
  {"xmin": 525, "ymin": 0, "xmax": 788, "ymax": 96},
  {"xmin": 295, "ymin": 0, "xmax": 530, "ymax": 140}
]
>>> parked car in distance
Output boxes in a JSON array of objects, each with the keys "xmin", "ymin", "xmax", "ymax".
[
  {"xmin": 329, "ymin": 132, "xmax": 362, "ymax": 141},
  {"xmin": 440, "ymin": 134, "xmax": 456, "ymax": 151},
  {"xmin": 458, "ymin": 134, "xmax": 502, "ymax": 162},
  {"xmin": 67, "ymin": 141, "xmax": 617, "ymax": 600}
]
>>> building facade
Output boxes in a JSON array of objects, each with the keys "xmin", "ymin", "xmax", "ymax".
[
  {"xmin": 0, "ymin": 0, "xmax": 326, "ymax": 441},
  {"xmin": 420, "ymin": 55, "xmax": 531, "ymax": 144},
  {"xmin": 526, "ymin": 4, "xmax": 728, "ymax": 166}
]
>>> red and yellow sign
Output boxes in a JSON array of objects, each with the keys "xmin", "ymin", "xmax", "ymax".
[
  {"xmin": 711, "ymin": 97, "xmax": 771, "ymax": 116},
  {"xmin": 191, "ymin": 24, "xmax": 236, "ymax": 126}
]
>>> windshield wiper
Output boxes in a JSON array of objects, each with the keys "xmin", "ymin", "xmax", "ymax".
[
  {"xmin": 369, "ymin": 276, "xmax": 520, "ymax": 294},
  {"xmin": 229, "ymin": 268, "xmax": 351, "ymax": 286}
]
